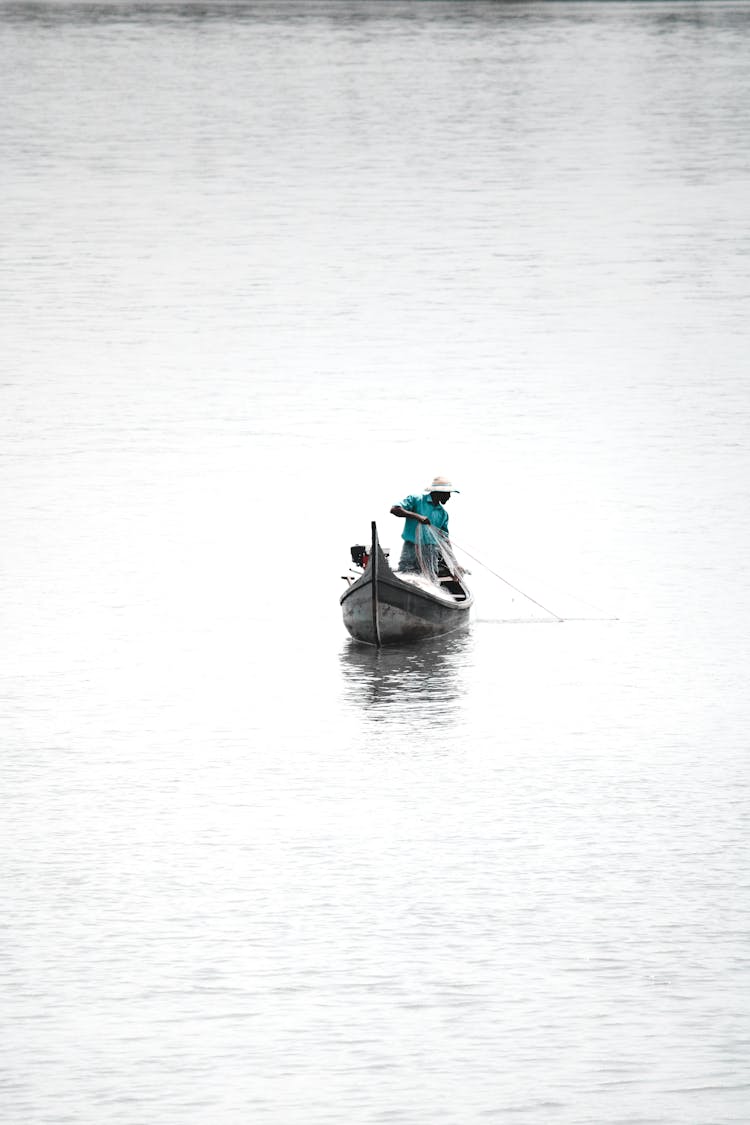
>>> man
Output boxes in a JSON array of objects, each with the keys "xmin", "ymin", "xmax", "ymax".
[{"xmin": 390, "ymin": 475, "xmax": 460, "ymax": 580}]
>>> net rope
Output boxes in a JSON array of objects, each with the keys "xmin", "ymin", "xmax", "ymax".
[{"xmin": 398, "ymin": 521, "xmax": 616, "ymax": 622}]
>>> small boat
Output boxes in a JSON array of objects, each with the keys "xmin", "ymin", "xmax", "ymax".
[{"xmin": 340, "ymin": 522, "xmax": 473, "ymax": 646}]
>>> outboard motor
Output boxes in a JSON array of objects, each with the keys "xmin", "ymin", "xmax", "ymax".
[
  {"xmin": 350, "ymin": 543, "xmax": 389, "ymax": 569},
  {"xmin": 350, "ymin": 544, "xmax": 369, "ymax": 568}
]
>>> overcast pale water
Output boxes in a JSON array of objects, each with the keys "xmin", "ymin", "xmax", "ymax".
[{"xmin": 2, "ymin": 1, "xmax": 750, "ymax": 1122}]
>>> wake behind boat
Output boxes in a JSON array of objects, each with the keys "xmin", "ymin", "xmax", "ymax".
[{"xmin": 340, "ymin": 522, "xmax": 473, "ymax": 646}]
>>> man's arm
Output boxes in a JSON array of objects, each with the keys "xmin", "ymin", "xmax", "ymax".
[{"xmin": 390, "ymin": 505, "xmax": 430, "ymax": 525}]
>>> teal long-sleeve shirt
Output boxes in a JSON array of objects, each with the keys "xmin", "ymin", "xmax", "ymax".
[{"xmin": 395, "ymin": 494, "xmax": 449, "ymax": 545}]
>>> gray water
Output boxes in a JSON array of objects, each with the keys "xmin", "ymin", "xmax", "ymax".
[{"xmin": 2, "ymin": 2, "xmax": 750, "ymax": 1122}]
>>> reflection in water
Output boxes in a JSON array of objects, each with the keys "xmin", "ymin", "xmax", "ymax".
[{"xmin": 338, "ymin": 631, "xmax": 471, "ymax": 723}]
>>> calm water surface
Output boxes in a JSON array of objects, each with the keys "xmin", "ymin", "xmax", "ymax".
[{"xmin": 2, "ymin": 2, "xmax": 750, "ymax": 1122}]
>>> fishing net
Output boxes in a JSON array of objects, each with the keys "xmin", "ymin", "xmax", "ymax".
[{"xmin": 403, "ymin": 522, "xmax": 464, "ymax": 585}]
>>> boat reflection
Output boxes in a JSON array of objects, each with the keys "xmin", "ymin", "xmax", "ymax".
[{"xmin": 338, "ymin": 631, "xmax": 471, "ymax": 721}]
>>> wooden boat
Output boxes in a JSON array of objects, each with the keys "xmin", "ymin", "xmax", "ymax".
[{"xmin": 340, "ymin": 522, "xmax": 473, "ymax": 646}]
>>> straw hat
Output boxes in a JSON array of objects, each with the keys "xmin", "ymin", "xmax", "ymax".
[{"xmin": 424, "ymin": 475, "xmax": 460, "ymax": 494}]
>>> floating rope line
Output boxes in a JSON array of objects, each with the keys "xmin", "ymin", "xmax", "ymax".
[
  {"xmin": 409, "ymin": 521, "xmax": 616, "ymax": 623},
  {"xmin": 441, "ymin": 528, "xmax": 621, "ymax": 622},
  {"xmin": 426, "ymin": 525, "xmax": 564, "ymax": 621},
  {"xmin": 466, "ymin": 551, "xmax": 619, "ymax": 620}
]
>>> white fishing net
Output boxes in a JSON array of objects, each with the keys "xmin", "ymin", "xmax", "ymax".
[
  {"xmin": 406, "ymin": 522, "xmax": 465, "ymax": 586},
  {"xmin": 395, "ymin": 572, "xmax": 458, "ymax": 600}
]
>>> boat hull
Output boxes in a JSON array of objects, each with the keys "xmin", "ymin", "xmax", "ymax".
[{"xmin": 340, "ymin": 534, "xmax": 472, "ymax": 646}]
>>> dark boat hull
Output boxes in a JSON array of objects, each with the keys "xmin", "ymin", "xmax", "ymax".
[{"xmin": 340, "ymin": 529, "xmax": 473, "ymax": 646}]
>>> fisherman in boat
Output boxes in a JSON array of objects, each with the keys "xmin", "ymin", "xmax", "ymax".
[{"xmin": 390, "ymin": 476, "xmax": 460, "ymax": 581}]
